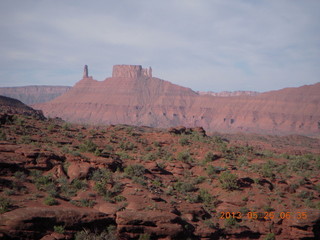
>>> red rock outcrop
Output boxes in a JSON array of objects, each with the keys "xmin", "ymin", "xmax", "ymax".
[
  {"xmin": 34, "ymin": 65, "xmax": 320, "ymax": 136},
  {"xmin": 0, "ymin": 95, "xmax": 45, "ymax": 120}
]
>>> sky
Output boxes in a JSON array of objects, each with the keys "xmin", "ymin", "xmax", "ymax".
[{"xmin": 0, "ymin": 0, "xmax": 319, "ymax": 92}]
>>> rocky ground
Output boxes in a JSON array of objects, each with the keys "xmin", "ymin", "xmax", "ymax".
[{"xmin": 0, "ymin": 104, "xmax": 320, "ymax": 239}]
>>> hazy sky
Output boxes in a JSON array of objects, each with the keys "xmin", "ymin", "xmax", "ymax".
[{"xmin": 1, "ymin": 0, "xmax": 319, "ymax": 92}]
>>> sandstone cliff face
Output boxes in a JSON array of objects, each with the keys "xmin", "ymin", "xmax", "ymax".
[
  {"xmin": 33, "ymin": 65, "xmax": 320, "ymax": 136},
  {"xmin": 0, "ymin": 86, "xmax": 71, "ymax": 105}
]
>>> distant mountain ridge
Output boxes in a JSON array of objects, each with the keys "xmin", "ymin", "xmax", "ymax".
[
  {"xmin": 197, "ymin": 90, "xmax": 260, "ymax": 97},
  {"xmin": 0, "ymin": 86, "xmax": 71, "ymax": 105},
  {"xmin": 33, "ymin": 65, "xmax": 320, "ymax": 136}
]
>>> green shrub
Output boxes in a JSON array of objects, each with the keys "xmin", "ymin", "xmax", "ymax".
[
  {"xmin": 264, "ymin": 233, "xmax": 275, "ymax": 240},
  {"xmin": 105, "ymin": 145, "xmax": 114, "ymax": 152},
  {"xmin": 124, "ymin": 165, "xmax": 145, "ymax": 178},
  {"xmin": 44, "ymin": 196, "xmax": 58, "ymax": 206},
  {"xmin": 193, "ymin": 176, "xmax": 206, "ymax": 184},
  {"xmin": 14, "ymin": 171, "xmax": 27, "ymax": 181},
  {"xmin": 203, "ymin": 151, "xmax": 219, "ymax": 163},
  {"xmin": 238, "ymin": 156, "xmax": 249, "ymax": 167},
  {"xmin": 177, "ymin": 151, "xmax": 193, "ymax": 163},
  {"xmin": 143, "ymin": 152, "xmax": 157, "ymax": 161},
  {"xmin": 290, "ymin": 157, "xmax": 310, "ymax": 172},
  {"xmin": 179, "ymin": 137, "xmax": 189, "ymax": 146},
  {"xmin": 206, "ymin": 165, "xmax": 226, "ymax": 176},
  {"xmin": 0, "ymin": 197, "xmax": 12, "ymax": 213},
  {"xmin": 91, "ymin": 169, "xmax": 113, "ymax": 183},
  {"xmin": 62, "ymin": 123, "xmax": 71, "ymax": 130},
  {"xmin": 174, "ymin": 181, "xmax": 196, "ymax": 193},
  {"xmin": 114, "ymin": 195, "xmax": 126, "ymax": 202},
  {"xmin": 224, "ymin": 217, "xmax": 237, "ymax": 228},
  {"xmin": 138, "ymin": 233, "xmax": 150, "ymax": 240},
  {"xmin": 79, "ymin": 139, "xmax": 98, "ymax": 153},
  {"xmin": 219, "ymin": 171, "xmax": 238, "ymax": 191},
  {"xmin": 120, "ymin": 141, "xmax": 135, "ymax": 151},
  {"xmin": 0, "ymin": 130, "xmax": 6, "ymax": 140},
  {"xmin": 297, "ymin": 191, "xmax": 314, "ymax": 200},
  {"xmin": 75, "ymin": 225, "xmax": 117, "ymax": 240},
  {"xmin": 53, "ymin": 225, "xmax": 65, "ymax": 234},
  {"xmin": 198, "ymin": 189, "xmax": 213, "ymax": 205}
]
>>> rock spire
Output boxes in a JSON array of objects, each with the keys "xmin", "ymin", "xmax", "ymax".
[{"xmin": 83, "ymin": 65, "xmax": 89, "ymax": 78}]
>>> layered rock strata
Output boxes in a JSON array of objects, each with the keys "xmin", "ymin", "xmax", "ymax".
[{"xmin": 34, "ymin": 65, "xmax": 320, "ymax": 136}]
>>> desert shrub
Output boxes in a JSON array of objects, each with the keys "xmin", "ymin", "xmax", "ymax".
[
  {"xmin": 62, "ymin": 122, "xmax": 71, "ymax": 130},
  {"xmin": 19, "ymin": 135, "xmax": 32, "ymax": 144},
  {"xmin": 72, "ymin": 179, "xmax": 87, "ymax": 191},
  {"xmin": 238, "ymin": 156, "xmax": 249, "ymax": 167},
  {"xmin": 34, "ymin": 174, "xmax": 52, "ymax": 190},
  {"xmin": 124, "ymin": 165, "xmax": 145, "ymax": 178},
  {"xmin": 132, "ymin": 176, "xmax": 147, "ymax": 186},
  {"xmin": 297, "ymin": 191, "xmax": 314, "ymax": 200},
  {"xmin": 263, "ymin": 205, "xmax": 275, "ymax": 212},
  {"xmin": 138, "ymin": 233, "xmax": 150, "ymax": 240},
  {"xmin": 224, "ymin": 217, "xmax": 237, "ymax": 228},
  {"xmin": 261, "ymin": 160, "xmax": 277, "ymax": 179},
  {"xmin": 117, "ymin": 151, "xmax": 133, "ymax": 160},
  {"xmin": 14, "ymin": 171, "xmax": 27, "ymax": 181},
  {"xmin": 91, "ymin": 169, "xmax": 113, "ymax": 183},
  {"xmin": 44, "ymin": 196, "xmax": 58, "ymax": 206},
  {"xmin": 219, "ymin": 171, "xmax": 238, "ymax": 191},
  {"xmin": 71, "ymin": 199, "xmax": 95, "ymax": 208},
  {"xmin": 0, "ymin": 197, "xmax": 12, "ymax": 213},
  {"xmin": 53, "ymin": 225, "xmax": 65, "ymax": 234},
  {"xmin": 0, "ymin": 130, "xmax": 6, "ymax": 140},
  {"xmin": 114, "ymin": 195, "xmax": 126, "ymax": 202},
  {"xmin": 198, "ymin": 189, "xmax": 213, "ymax": 205},
  {"xmin": 75, "ymin": 225, "xmax": 117, "ymax": 240},
  {"xmin": 179, "ymin": 136, "xmax": 189, "ymax": 146},
  {"xmin": 174, "ymin": 181, "xmax": 196, "ymax": 193},
  {"xmin": 177, "ymin": 151, "xmax": 193, "ymax": 163},
  {"xmin": 58, "ymin": 177, "xmax": 78, "ymax": 197},
  {"xmin": 264, "ymin": 233, "xmax": 275, "ymax": 240},
  {"xmin": 206, "ymin": 166, "xmax": 226, "ymax": 177},
  {"xmin": 13, "ymin": 116, "xmax": 25, "ymax": 126},
  {"xmin": 203, "ymin": 151, "xmax": 219, "ymax": 164},
  {"xmin": 203, "ymin": 219, "xmax": 217, "ymax": 229},
  {"xmin": 120, "ymin": 141, "xmax": 135, "ymax": 151},
  {"xmin": 193, "ymin": 176, "xmax": 206, "ymax": 185},
  {"xmin": 144, "ymin": 145, "xmax": 153, "ymax": 152},
  {"xmin": 314, "ymin": 183, "xmax": 320, "ymax": 193},
  {"xmin": 153, "ymin": 141, "xmax": 161, "ymax": 147},
  {"xmin": 105, "ymin": 144, "xmax": 114, "ymax": 152},
  {"xmin": 79, "ymin": 139, "xmax": 98, "ymax": 153},
  {"xmin": 289, "ymin": 157, "xmax": 310, "ymax": 172},
  {"xmin": 239, "ymin": 207, "xmax": 250, "ymax": 214},
  {"xmin": 143, "ymin": 152, "xmax": 157, "ymax": 161}
]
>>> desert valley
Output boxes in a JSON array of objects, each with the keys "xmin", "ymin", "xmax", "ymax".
[{"xmin": 0, "ymin": 65, "xmax": 319, "ymax": 240}]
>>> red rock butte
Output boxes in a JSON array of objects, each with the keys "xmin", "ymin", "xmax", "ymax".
[{"xmin": 34, "ymin": 65, "xmax": 320, "ymax": 137}]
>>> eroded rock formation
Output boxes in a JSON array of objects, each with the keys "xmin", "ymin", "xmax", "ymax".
[{"xmin": 34, "ymin": 65, "xmax": 320, "ymax": 136}]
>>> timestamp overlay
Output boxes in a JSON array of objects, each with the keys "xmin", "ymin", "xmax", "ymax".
[{"xmin": 219, "ymin": 211, "xmax": 308, "ymax": 220}]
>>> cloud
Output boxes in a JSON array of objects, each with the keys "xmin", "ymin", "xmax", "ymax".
[{"xmin": 0, "ymin": 0, "xmax": 319, "ymax": 91}]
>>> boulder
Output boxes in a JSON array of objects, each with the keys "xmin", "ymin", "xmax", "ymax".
[{"xmin": 67, "ymin": 162, "xmax": 91, "ymax": 181}]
